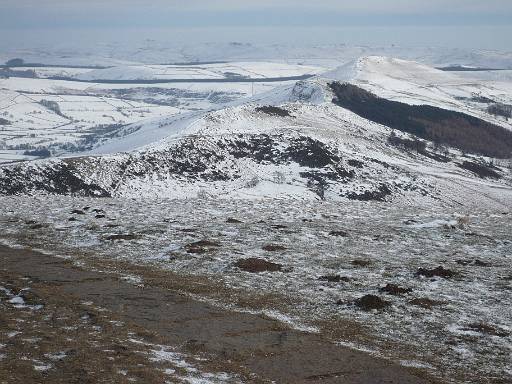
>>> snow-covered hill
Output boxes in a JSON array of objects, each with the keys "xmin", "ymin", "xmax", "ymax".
[
  {"xmin": 327, "ymin": 56, "xmax": 512, "ymax": 130},
  {"xmin": 72, "ymin": 62, "xmax": 322, "ymax": 82},
  {"xmin": 1, "ymin": 57, "xmax": 512, "ymax": 209}
]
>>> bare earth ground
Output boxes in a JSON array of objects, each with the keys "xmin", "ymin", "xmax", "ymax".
[{"xmin": 0, "ymin": 245, "xmax": 437, "ymax": 384}]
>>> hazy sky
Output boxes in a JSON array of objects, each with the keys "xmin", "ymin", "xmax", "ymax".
[{"xmin": 1, "ymin": 0, "xmax": 511, "ymax": 50}]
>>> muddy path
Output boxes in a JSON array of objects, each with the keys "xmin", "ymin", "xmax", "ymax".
[{"xmin": 0, "ymin": 245, "xmax": 438, "ymax": 383}]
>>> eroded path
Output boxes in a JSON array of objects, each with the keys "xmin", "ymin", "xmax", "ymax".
[{"xmin": 0, "ymin": 245, "xmax": 436, "ymax": 384}]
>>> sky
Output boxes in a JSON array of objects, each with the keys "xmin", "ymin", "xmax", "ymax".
[{"xmin": 1, "ymin": 0, "xmax": 511, "ymax": 50}]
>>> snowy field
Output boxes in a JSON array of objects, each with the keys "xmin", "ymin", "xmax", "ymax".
[
  {"xmin": 70, "ymin": 62, "xmax": 322, "ymax": 81},
  {"xmin": 2, "ymin": 43, "xmax": 512, "ymax": 69},
  {"xmin": 0, "ymin": 69, "xmax": 300, "ymax": 164},
  {"xmin": 0, "ymin": 196, "xmax": 510, "ymax": 384}
]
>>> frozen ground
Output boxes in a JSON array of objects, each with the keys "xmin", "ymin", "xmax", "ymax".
[
  {"xmin": 0, "ymin": 261, "xmax": 241, "ymax": 384},
  {"xmin": 0, "ymin": 196, "xmax": 510, "ymax": 384}
]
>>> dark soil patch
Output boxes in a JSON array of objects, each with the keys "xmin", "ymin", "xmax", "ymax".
[
  {"xmin": 379, "ymin": 284, "xmax": 412, "ymax": 296},
  {"xmin": 105, "ymin": 234, "xmax": 139, "ymax": 241},
  {"xmin": 351, "ymin": 259, "xmax": 372, "ymax": 267},
  {"xmin": 262, "ymin": 244, "xmax": 287, "ymax": 252},
  {"xmin": 473, "ymin": 259, "xmax": 492, "ymax": 267},
  {"xmin": 416, "ymin": 266, "xmax": 457, "ymax": 278},
  {"xmin": 328, "ymin": 230, "xmax": 348, "ymax": 237},
  {"xmin": 463, "ymin": 322, "xmax": 510, "ymax": 337},
  {"xmin": 319, "ymin": 275, "xmax": 350, "ymax": 283},
  {"xmin": 352, "ymin": 295, "xmax": 390, "ymax": 311},
  {"xmin": 409, "ymin": 298, "xmax": 445, "ymax": 309},
  {"xmin": 234, "ymin": 258, "xmax": 283, "ymax": 273},
  {"xmin": 185, "ymin": 240, "xmax": 221, "ymax": 254},
  {"xmin": 456, "ymin": 259, "xmax": 492, "ymax": 267}
]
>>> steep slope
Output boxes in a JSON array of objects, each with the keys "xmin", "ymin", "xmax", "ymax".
[
  {"xmin": 327, "ymin": 56, "xmax": 512, "ymax": 131},
  {"xmin": 1, "ymin": 99, "xmax": 511, "ymax": 208}
]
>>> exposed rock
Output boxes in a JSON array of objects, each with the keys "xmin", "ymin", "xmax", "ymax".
[
  {"xmin": 255, "ymin": 105, "xmax": 291, "ymax": 117},
  {"xmin": 347, "ymin": 184, "xmax": 391, "ymax": 202},
  {"xmin": 347, "ymin": 159, "xmax": 364, "ymax": 168},
  {"xmin": 226, "ymin": 218, "xmax": 243, "ymax": 223}
]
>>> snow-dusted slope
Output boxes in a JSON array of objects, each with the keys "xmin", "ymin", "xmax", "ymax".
[
  {"xmin": 327, "ymin": 56, "xmax": 512, "ymax": 130},
  {"xmin": 73, "ymin": 62, "xmax": 322, "ymax": 82},
  {"xmin": 2, "ymin": 99, "xmax": 511, "ymax": 208}
]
